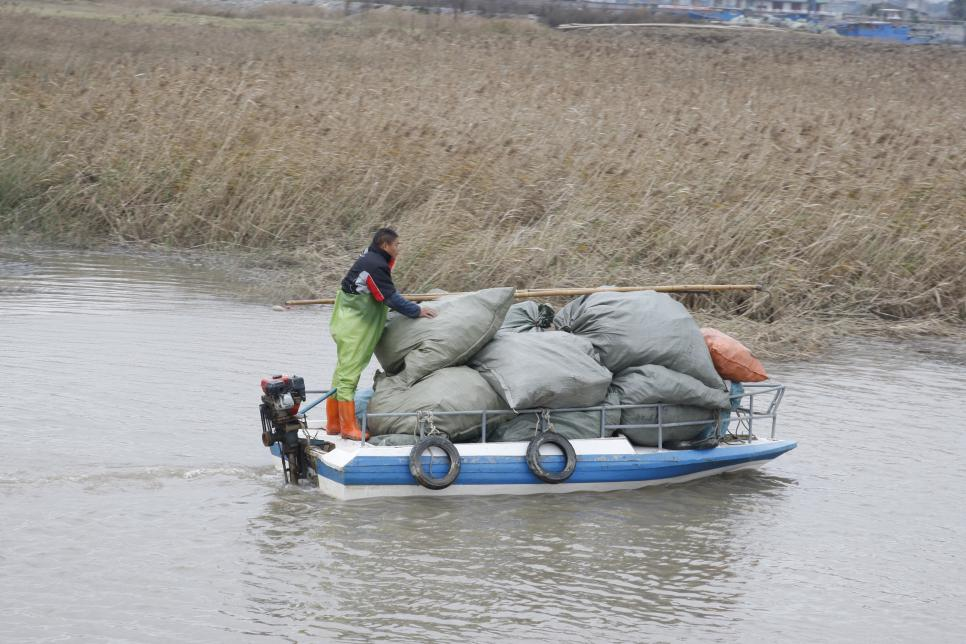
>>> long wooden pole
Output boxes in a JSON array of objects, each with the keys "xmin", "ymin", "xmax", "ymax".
[{"xmin": 284, "ymin": 284, "xmax": 761, "ymax": 306}]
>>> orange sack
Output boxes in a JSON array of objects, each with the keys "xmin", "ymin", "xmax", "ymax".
[{"xmin": 700, "ymin": 328, "xmax": 768, "ymax": 383}]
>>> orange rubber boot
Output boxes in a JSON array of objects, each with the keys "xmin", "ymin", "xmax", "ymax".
[
  {"xmin": 339, "ymin": 400, "xmax": 369, "ymax": 441},
  {"xmin": 325, "ymin": 397, "xmax": 341, "ymax": 436}
]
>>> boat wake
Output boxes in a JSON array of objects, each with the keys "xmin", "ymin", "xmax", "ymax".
[{"xmin": 0, "ymin": 464, "xmax": 278, "ymax": 489}]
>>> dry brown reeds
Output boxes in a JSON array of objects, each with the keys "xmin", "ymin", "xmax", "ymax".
[{"xmin": 1, "ymin": 1, "xmax": 964, "ymax": 352}]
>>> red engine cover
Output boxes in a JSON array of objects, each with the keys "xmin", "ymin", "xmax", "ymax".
[{"xmin": 260, "ymin": 374, "xmax": 290, "ymax": 394}]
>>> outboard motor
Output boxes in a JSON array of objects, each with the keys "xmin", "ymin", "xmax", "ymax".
[{"xmin": 259, "ymin": 374, "xmax": 307, "ymax": 483}]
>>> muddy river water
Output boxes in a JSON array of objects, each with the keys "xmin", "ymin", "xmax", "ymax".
[{"xmin": 1, "ymin": 247, "xmax": 965, "ymax": 642}]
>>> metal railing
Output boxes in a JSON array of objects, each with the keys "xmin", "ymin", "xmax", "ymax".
[
  {"xmin": 730, "ymin": 383, "xmax": 786, "ymax": 444},
  {"xmin": 307, "ymin": 384, "xmax": 786, "ymax": 449}
]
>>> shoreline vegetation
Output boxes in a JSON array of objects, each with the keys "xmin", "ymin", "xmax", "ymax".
[{"xmin": 2, "ymin": 0, "xmax": 964, "ymax": 357}]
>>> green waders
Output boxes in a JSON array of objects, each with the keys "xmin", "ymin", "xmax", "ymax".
[{"xmin": 330, "ymin": 290, "xmax": 388, "ymax": 402}]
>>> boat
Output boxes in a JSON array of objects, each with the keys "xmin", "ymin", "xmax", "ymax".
[{"xmin": 260, "ymin": 377, "xmax": 795, "ymax": 500}]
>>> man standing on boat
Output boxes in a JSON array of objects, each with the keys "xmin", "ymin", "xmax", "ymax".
[{"xmin": 327, "ymin": 228, "xmax": 437, "ymax": 440}]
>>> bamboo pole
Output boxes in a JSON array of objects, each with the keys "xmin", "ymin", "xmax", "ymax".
[{"xmin": 284, "ymin": 284, "xmax": 761, "ymax": 306}]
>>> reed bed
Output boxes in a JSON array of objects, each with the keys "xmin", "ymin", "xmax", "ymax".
[{"xmin": 1, "ymin": 1, "xmax": 964, "ymax": 353}]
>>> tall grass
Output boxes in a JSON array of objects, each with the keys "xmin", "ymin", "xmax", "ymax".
[{"xmin": 1, "ymin": 1, "xmax": 964, "ymax": 344}]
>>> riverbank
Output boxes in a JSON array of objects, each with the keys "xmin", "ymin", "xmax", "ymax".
[
  {"xmin": 1, "ymin": 0, "xmax": 964, "ymax": 357},
  {"xmin": 6, "ymin": 233, "xmax": 961, "ymax": 360}
]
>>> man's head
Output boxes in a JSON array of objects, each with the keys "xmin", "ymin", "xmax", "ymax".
[{"xmin": 372, "ymin": 227, "xmax": 400, "ymax": 258}]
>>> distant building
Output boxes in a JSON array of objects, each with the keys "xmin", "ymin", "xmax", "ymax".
[
  {"xmin": 653, "ymin": 0, "xmax": 830, "ymax": 8},
  {"xmin": 730, "ymin": 0, "xmax": 829, "ymax": 12},
  {"xmin": 867, "ymin": 2, "xmax": 930, "ymax": 20},
  {"xmin": 603, "ymin": 0, "xmax": 838, "ymax": 11},
  {"xmin": 824, "ymin": 0, "xmax": 864, "ymax": 15},
  {"xmin": 593, "ymin": 0, "xmax": 943, "ymax": 19}
]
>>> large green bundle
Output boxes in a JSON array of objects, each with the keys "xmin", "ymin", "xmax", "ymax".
[
  {"xmin": 609, "ymin": 364, "xmax": 731, "ymax": 447},
  {"xmin": 375, "ymin": 287, "xmax": 515, "ymax": 386},
  {"xmin": 469, "ymin": 330, "xmax": 612, "ymax": 410},
  {"xmin": 366, "ymin": 367, "xmax": 510, "ymax": 442},
  {"xmin": 554, "ymin": 291, "xmax": 725, "ymax": 390}
]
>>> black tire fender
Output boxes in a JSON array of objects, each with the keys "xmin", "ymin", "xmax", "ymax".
[
  {"xmin": 409, "ymin": 436, "xmax": 461, "ymax": 490},
  {"xmin": 525, "ymin": 433, "xmax": 577, "ymax": 484}
]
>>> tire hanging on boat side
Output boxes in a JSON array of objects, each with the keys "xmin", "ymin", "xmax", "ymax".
[
  {"xmin": 526, "ymin": 433, "xmax": 577, "ymax": 484},
  {"xmin": 409, "ymin": 436, "xmax": 461, "ymax": 490}
]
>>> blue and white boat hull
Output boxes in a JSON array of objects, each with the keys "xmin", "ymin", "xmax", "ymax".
[{"xmin": 272, "ymin": 435, "xmax": 796, "ymax": 500}]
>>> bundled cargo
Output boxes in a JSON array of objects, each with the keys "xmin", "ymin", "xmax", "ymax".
[
  {"xmin": 469, "ymin": 330, "xmax": 612, "ymax": 410},
  {"xmin": 609, "ymin": 364, "xmax": 731, "ymax": 447},
  {"xmin": 489, "ymin": 391, "xmax": 621, "ymax": 442},
  {"xmin": 375, "ymin": 287, "xmax": 515, "ymax": 386},
  {"xmin": 366, "ymin": 366, "xmax": 510, "ymax": 442},
  {"xmin": 360, "ymin": 289, "xmax": 758, "ymax": 449},
  {"xmin": 554, "ymin": 291, "xmax": 725, "ymax": 390},
  {"xmin": 499, "ymin": 301, "xmax": 555, "ymax": 334}
]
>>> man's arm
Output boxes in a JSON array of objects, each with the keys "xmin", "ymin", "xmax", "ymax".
[
  {"xmin": 365, "ymin": 265, "xmax": 425, "ymax": 318},
  {"xmin": 385, "ymin": 292, "xmax": 423, "ymax": 318}
]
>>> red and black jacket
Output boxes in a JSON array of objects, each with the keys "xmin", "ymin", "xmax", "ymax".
[{"xmin": 340, "ymin": 245, "xmax": 421, "ymax": 318}]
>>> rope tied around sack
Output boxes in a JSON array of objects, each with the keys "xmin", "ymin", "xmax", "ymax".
[
  {"xmin": 539, "ymin": 409, "xmax": 555, "ymax": 434},
  {"xmin": 416, "ymin": 410, "xmax": 441, "ymax": 437}
]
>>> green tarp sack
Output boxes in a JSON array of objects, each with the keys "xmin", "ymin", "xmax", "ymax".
[
  {"xmin": 330, "ymin": 290, "xmax": 387, "ymax": 402},
  {"xmin": 366, "ymin": 367, "xmax": 511, "ymax": 442},
  {"xmin": 367, "ymin": 434, "xmax": 420, "ymax": 447},
  {"xmin": 554, "ymin": 291, "xmax": 726, "ymax": 391},
  {"xmin": 375, "ymin": 287, "xmax": 515, "ymax": 387},
  {"xmin": 489, "ymin": 391, "xmax": 621, "ymax": 442},
  {"xmin": 609, "ymin": 364, "xmax": 731, "ymax": 447},
  {"xmin": 469, "ymin": 330, "xmax": 612, "ymax": 410}
]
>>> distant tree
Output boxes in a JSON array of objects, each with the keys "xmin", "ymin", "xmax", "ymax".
[{"xmin": 950, "ymin": 0, "xmax": 966, "ymax": 19}]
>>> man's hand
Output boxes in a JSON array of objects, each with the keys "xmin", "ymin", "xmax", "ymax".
[{"xmin": 419, "ymin": 306, "xmax": 438, "ymax": 319}]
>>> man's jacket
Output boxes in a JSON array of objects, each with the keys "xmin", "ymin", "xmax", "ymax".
[{"xmin": 340, "ymin": 245, "xmax": 421, "ymax": 318}]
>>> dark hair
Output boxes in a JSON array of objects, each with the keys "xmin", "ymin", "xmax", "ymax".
[{"xmin": 371, "ymin": 227, "xmax": 399, "ymax": 249}]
